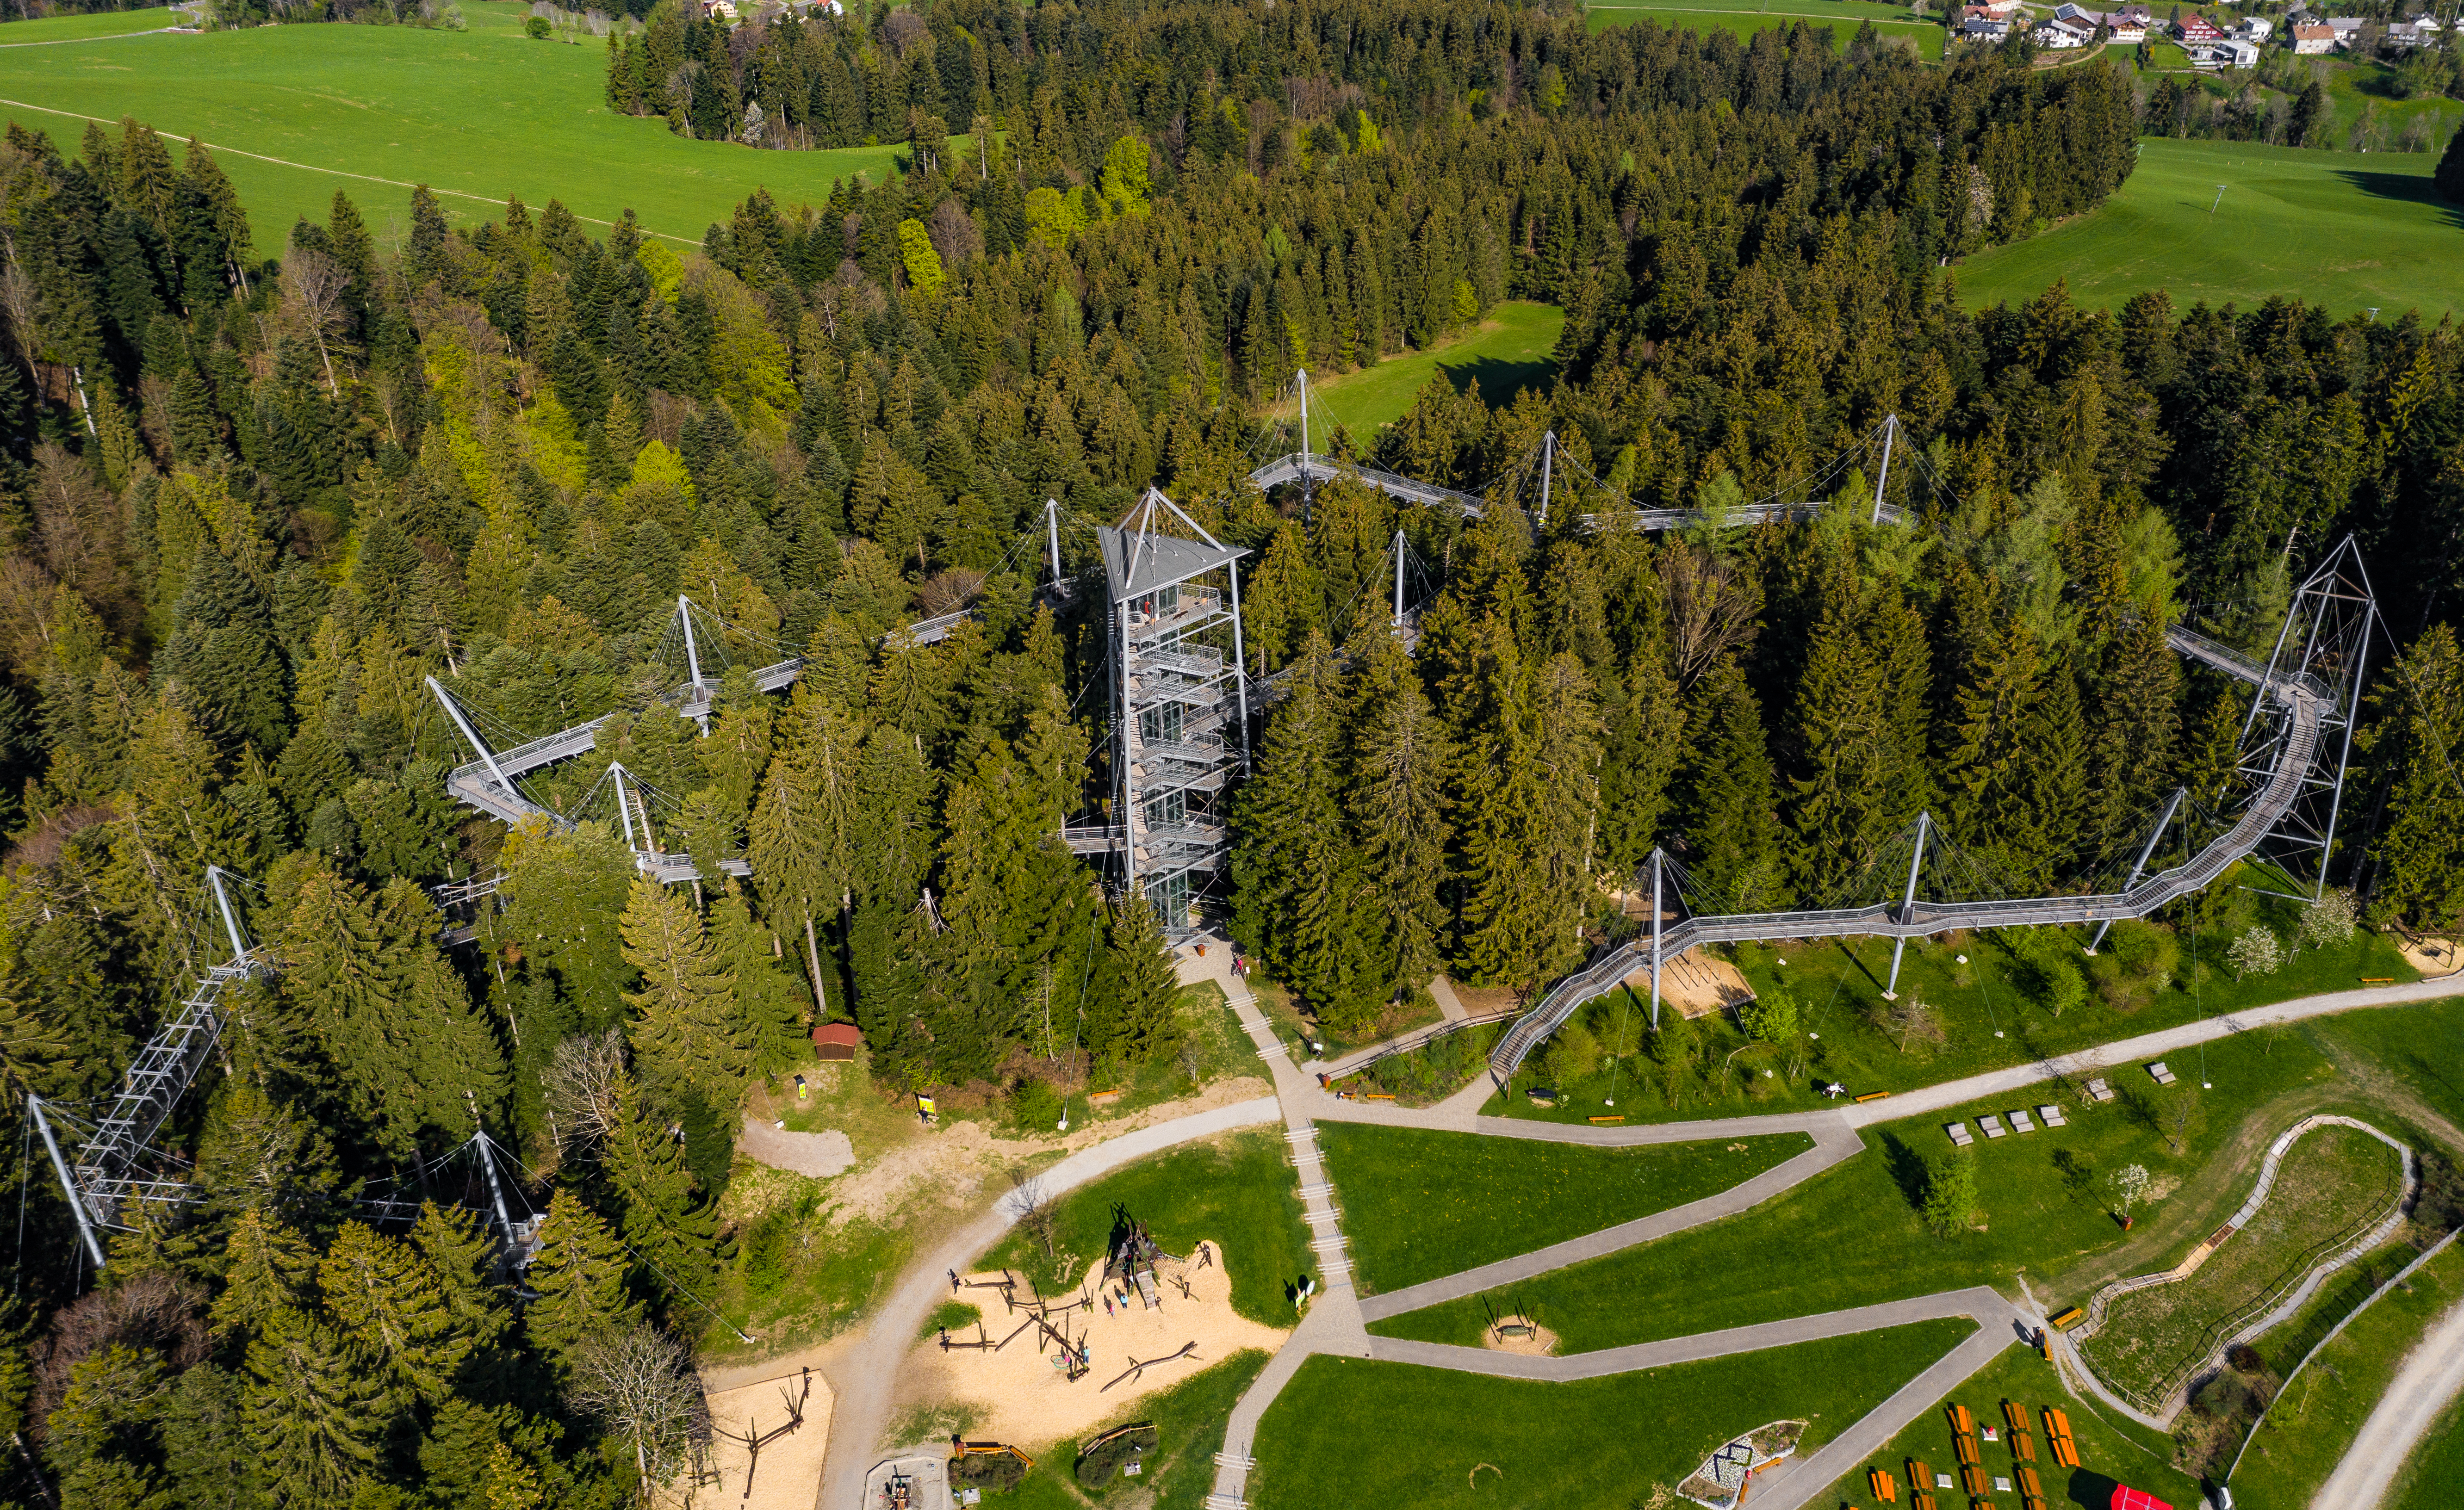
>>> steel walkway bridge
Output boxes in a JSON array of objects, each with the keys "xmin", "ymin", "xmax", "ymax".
[{"xmin": 1321, "ymin": 540, "xmax": 2378, "ymax": 1085}]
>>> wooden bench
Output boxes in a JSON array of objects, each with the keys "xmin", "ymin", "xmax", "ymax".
[
  {"xmin": 2038, "ymin": 1103, "xmax": 2067, "ymax": 1127},
  {"xmin": 1946, "ymin": 1122, "xmax": 1974, "ymax": 1147},
  {"xmin": 2083, "ymin": 1077, "xmax": 2116, "ymax": 1103},
  {"xmin": 1868, "ymin": 1466, "xmax": 1899, "ymax": 1502},
  {"xmin": 2363, "ymin": 977, "xmax": 2395, "ymax": 985},
  {"xmin": 2146, "ymin": 1060, "xmax": 2177, "ymax": 1086},
  {"xmin": 1980, "ymin": 1114, "xmax": 2008, "ymax": 1139},
  {"xmin": 1856, "ymin": 1090, "xmax": 1892, "ymax": 1103},
  {"xmin": 1588, "ymin": 1115, "xmax": 1625, "ymax": 1124},
  {"xmin": 2046, "ymin": 1307, "xmax": 2085, "ymax": 1331}
]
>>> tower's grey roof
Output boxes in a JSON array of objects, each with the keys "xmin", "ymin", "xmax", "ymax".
[{"xmin": 1098, "ymin": 494, "xmax": 1247, "ymax": 601}]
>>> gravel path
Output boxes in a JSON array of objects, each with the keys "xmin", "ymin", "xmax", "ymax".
[
  {"xmin": 738, "ymin": 1117, "xmax": 857, "ymax": 1178},
  {"xmin": 2310, "ymin": 1286, "xmax": 2464, "ymax": 1510}
]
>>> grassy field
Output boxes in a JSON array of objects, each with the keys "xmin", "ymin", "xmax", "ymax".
[
  {"xmin": 1484, "ymin": 904, "xmax": 2413, "ymax": 1127},
  {"xmin": 1315, "ymin": 1123, "xmax": 1812, "ymax": 1292},
  {"xmin": 1587, "ymin": 0, "xmax": 1948, "ymax": 59},
  {"xmin": 1247, "ymin": 1318, "xmax": 1977, "ymax": 1510},
  {"xmin": 0, "ymin": 6, "xmax": 186, "ymax": 40},
  {"xmin": 2392, "ymin": 1396, "xmax": 2464, "ymax": 1510},
  {"xmin": 1812, "ymin": 1343, "xmax": 2205, "ymax": 1510},
  {"xmin": 0, "ymin": 2, "xmax": 906, "ymax": 244},
  {"xmin": 2081, "ymin": 1121, "xmax": 2406, "ymax": 1409},
  {"xmin": 1270, "ymin": 302, "xmax": 1563, "ymax": 442},
  {"xmin": 2230, "ymin": 1239, "xmax": 2464, "ymax": 1509},
  {"xmin": 1958, "ymin": 135, "xmax": 2464, "ymax": 321},
  {"xmin": 1373, "ymin": 1020, "xmax": 2406, "ymax": 1353},
  {"xmin": 978, "ymin": 1130, "xmax": 1312, "ymax": 1327}
]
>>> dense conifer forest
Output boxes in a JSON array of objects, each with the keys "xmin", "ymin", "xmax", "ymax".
[{"xmin": 0, "ymin": 0, "xmax": 2458, "ymax": 1503}]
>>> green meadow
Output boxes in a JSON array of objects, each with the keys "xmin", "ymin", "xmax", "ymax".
[
  {"xmin": 1958, "ymin": 135, "xmax": 2464, "ymax": 320},
  {"xmin": 0, "ymin": 2, "xmax": 906, "ymax": 244},
  {"xmin": 1588, "ymin": 0, "xmax": 1949, "ymax": 60},
  {"xmin": 1268, "ymin": 301, "xmax": 1564, "ymax": 441}
]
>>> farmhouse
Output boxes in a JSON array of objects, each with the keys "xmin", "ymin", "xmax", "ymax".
[
  {"xmin": 2033, "ymin": 14, "xmax": 2097, "ymax": 46},
  {"xmin": 2327, "ymin": 15, "xmax": 2366, "ymax": 43},
  {"xmin": 1961, "ymin": 7, "xmax": 2011, "ymax": 37},
  {"xmin": 2290, "ymin": 19, "xmax": 2338, "ymax": 50}
]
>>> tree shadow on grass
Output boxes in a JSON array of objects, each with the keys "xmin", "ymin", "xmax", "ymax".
[
  {"xmin": 1876, "ymin": 1128, "xmax": 1931, "ymax": 1213},
  {"xmin": 1437, "ymin": 351, "xmax": 1558, "ymax": 412},
  {"xmin": 2328, "ymin": 168, "xmax": 2464, "ymax": 230}
]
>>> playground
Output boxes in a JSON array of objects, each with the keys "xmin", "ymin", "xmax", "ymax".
[
  {"xmin": 689, "ymin": 1370, "xmax": 834, "ymax": 1510},
  {"xmin": 904, "ymin": 1245, "xmax": 1286, "ymax": 1447}
]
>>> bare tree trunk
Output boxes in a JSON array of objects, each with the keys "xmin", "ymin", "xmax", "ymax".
[{"xmin": 804, "ymin": 911, "xmax": 828, "ymax": 1018}]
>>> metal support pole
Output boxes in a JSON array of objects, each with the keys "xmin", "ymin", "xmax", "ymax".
[
  {"xmin": 465, "ymin": 1092, "xmax": 519, "ymax": 1269},
  {"xmin": 610, "ymin": 765, "xmax": 643, "ymax": 858},
  {"xmin": 1297, "ymin": 368, "xmax": 1310, "ymax": 475},
  {"xmin": 2089, "ymin": 787, "xmax": 2187, "ymax": 953},
  {"xmin": 1538, "ymin": 431, "xmax": 1554, "ymax": 528},
  {"xmin": 1870, "ymin": 415, "xmax": 1896, "ymax": 526},
  {"xmin": 1884, "ymin": 812, "xmax": 1931, "ymax": 999},
  {"xmin": 1392, "ymin": 529, "xmax": 1407, "ymax": 630},
  {"xmin": 2313, "ymin": 598, "xmax": 2374, "ymax": 899},
  {"xmin": 30, "ymin": 1097, "xmax": 106, "ymax": 1273},
  {"xmin": 1045, "ymin": 499, "xmax": 1064, "ymax": 593},
  {"xmin": 426, "ymin": 676, "xmax": 516, "ymax": 798},
  {"xmin": 1117, "ymin": 598, "xmax": 1135, "ymax": 888},
  {"xmin": 1649, "ymin": 849, "xmax": 1664, "ymax": 1033},
  {"xmin": 2238, "ymin": 584, "xmax": 2305, "ymax": 754},
  {"xmin": 205, "ymin": 866, "xmax": 248, "ymax": 966},
  {"xmin": 1228, "ymin": 560, "xmax": 1252, "ymax": 774},
  {"xmin": 678, "ymin": 594, "xmax": 704, "ymax": 693}
]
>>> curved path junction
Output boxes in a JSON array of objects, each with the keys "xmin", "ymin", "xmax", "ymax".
[{"xmin": 806, "ymin": 962, "xmax": 2464, "ymax": 1510}]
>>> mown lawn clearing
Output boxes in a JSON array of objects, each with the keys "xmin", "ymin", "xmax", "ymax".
[
  {"xmin": 1585, "ymin": 0, "xmax": 1948, "ymax": 57},
  {"xmin": 1263, "ymin": 302, "xmax": 1563, "ymax": 442},
  {"xmin": 2081, "ymin": 1121, "xmax": 2407, "ymax": 1411},
  {"xmin": 2228, "ymin": 1238, "xmax": 2464, "ymax": 1509},
  {"xmin": 1376, "ymin": 1026, "xmax": 2371, "ymax": 1352},
  {"xmin": 1811, "ymin": 1341, "xmax": 2204, "ymax": 1510},
  {"xmin": 980, "ymin": 1130, "xmax": 1312, "ymax": 1327},
  {"xmin": 1486, "ymin": 900, "xmax": 2413, "ymax": 1127},
  {"xmin": 1316, "ymin": 1123, "xmax": 1812, "ymax": 1292},
  {"xmin": 1957, "ymin": 136, "xmax": 2464, "ymax": 320},
  {"xmin": 1248, "ymin": 1319, "xmax": 1977, "ymax": 1509},
  {"xmin": 0, "ymin": 1, "xmax": 909, "ymax": 242}
]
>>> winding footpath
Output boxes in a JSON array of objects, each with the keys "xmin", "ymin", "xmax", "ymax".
[
  {"xmin": 807, "ymin": 962, "xmax": 2464, "ymax": 1510},
  {"xmin": 2311, "ymin": 1286, "xmax": 2464, "ymax": 1510}
]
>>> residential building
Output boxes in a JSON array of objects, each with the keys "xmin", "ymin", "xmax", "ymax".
[
  {"xmin": 2189, "ymin": 36, "xmax": 2261, "ymax": 66},
  {"xmin": 2386, "ymin": 17, "xmax": 2442, "ymax": 44},
  {"xmin": 2177, "ymin": 12, "xmax": 2224, "ymax": 42},
  {"xmin": 2035, "ymin": 14, "xmax": 2098, "ymax": 45},
  {"xmin": 2290, "ymin": 19, "xmax": 2338, "ymax": 50},
  {"xmin": 2231, "ymin": 14, "xmax": 2271, "ymax": 38}
]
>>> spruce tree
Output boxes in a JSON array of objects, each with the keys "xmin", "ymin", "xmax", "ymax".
[
  {"xmin": 523, "ymin": 1188, "xmax": 640, "ymax": 1380},
  {"xmin": 316, "ymin": 1220, "xmax": 469, "ymax": 1406},
  {"xmin": 1676, "ymin": 660, "xmax": 1784, "ymax": 911},
  {"xmin": 710, "ymin": 884, "xmax": 806, "ymax": 1071},
  {"xmin": 213, "ymin": 1210, "xmax": 319, "ymax": 1341},
  {"xmin": 1347, "ymin": 632, "xmax": 1455, "ymax": 990},
  {"xmin": 1088, "ymin": 885, "xmax": 1181, "ymax": 1064},
  {"xmin": 599, "ymin": 1071, "xmax": 724, "ymax": 1305},
  {"xmin": 619, "ymin": 876, "xmax": 747, "ymax": 1105},
  {"xmin": 243, "ymin": 1306, "xmax": 387, "ymax": 1506},
  {"xmin": 2365, "ymin": 624, "xmax": 2464, "ymax": 926}
]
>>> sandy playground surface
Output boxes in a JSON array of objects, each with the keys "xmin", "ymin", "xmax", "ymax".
[
  {"xmin": 673, "ymin": 1369, "xmax": 836, "ymax": 1510},
  {"xmin": 1480, "ymin": 1314, "xmax": 1559, "ymax": 1356},
  {"xmin": 903, "ymin": 1242, "xmax": 1288, "ymax": 1448},
  {"xmin": 1619, "ymin": 947, "xmax": 1754, "ymax": 1020}
]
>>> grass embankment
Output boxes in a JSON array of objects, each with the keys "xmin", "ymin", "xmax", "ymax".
[
  {"xmin": 2393, "ymin": 1401, "xmax": 2464, "ymax": 1510},
  {"xmin": 979, "ymin": 1130, "xmax": 1312, "ymax": 1327},
  {"xmin": 2083, "ymin": 1121, "xmax": 2406, "ymax": 1409},
  {"xmin": 1375, "ymin": 1009, "xmax": 2452, "ymax": 1351},
  {"xmin": 1958, "ymin": 136, "xmax": 2464, "ymax": 321},
  {"xmin": 1248, "ymin": 1319, "xmax": 1975, "ymax": 1509},
  {"xmin": 0, "ymin": 2, "xmax": 908, "ymax": 242},
  {"xmin": 2231, "ymin": 1239, "xmax": 2464, "ymax": 1509},
  {"xmin": 1587, "ymin": 0, "xmax": 1949, "ymax": 59},
  {"xmin": 1316, "ymin": 1123, "xmax": 1812, "ymax": 1291},
  {"xmin": 1488, "ymin": 907, "xmax": 2412, "ymax": 1127},
  {"xmin": 1814, "ymin": 1343, "xmax": 2205, "ymax": 1509},
  {"xmin": 1266, "ymin": 302, "xmax": 1564, "ymax": 443},
  {"xmin": 914, "ymin": 1350, "xmax": 1272, "ymax": 1510}
]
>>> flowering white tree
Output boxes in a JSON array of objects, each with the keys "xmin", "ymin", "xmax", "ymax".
[{"xmin": 2227, "ymin": 926, "xmax": 2284, "ymax": 978}]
